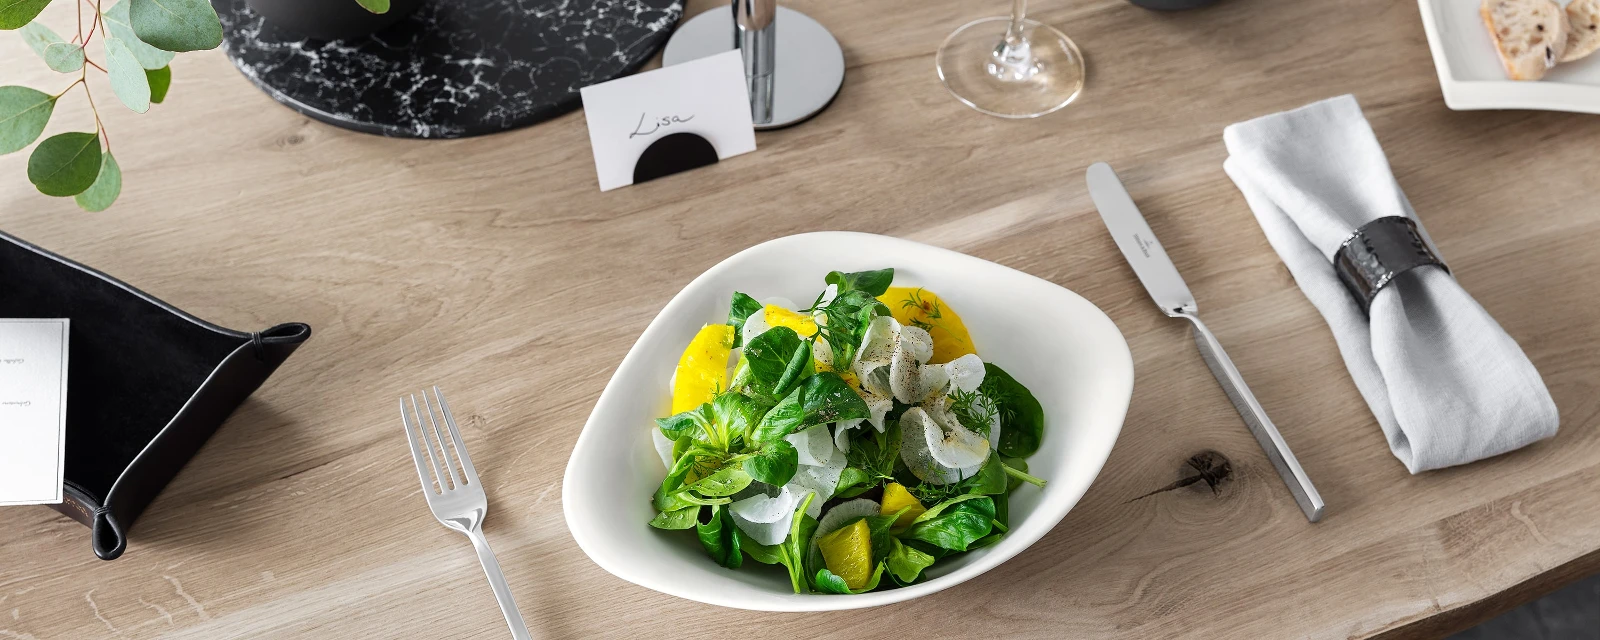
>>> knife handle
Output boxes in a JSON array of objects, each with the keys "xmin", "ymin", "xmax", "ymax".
[{"xmin": 1178, "ymin": 312, "xmax": 1325, "ymax": 522}]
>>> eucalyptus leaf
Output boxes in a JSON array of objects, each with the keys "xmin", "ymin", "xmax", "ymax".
[
  {"xmin": 743, "ymin": 439, "xmax": 798, "ymax": 486},
  {"xmin": 18, "ymin": 22, "xmax": 81, "ymax": 71},
  {"xmin": 104, "ymin": 37, "xmax": 151, "ymax": 113},
  {"xmin": 824, "ymin": 268, "xmax": 894, "ymax": 297},
  {"xmin": 0, "ymin": 0, "xmax": 51, "ymax": 30},
  {"xmin": 103, "ymin": 0, "xmax": 175, "ymax": 68},
  {"xmin": 27, "ymin": 131, "xmax": 100, "ymax": 196},
  {"xmin": 983, "ymin": 363, "xmax": 1044, "ymax": 459},
  {"xmin": 354, "ymin": 0, "xmax": 389, "ymax": 12},
  {"xmin": 73, "ymin": 152, "xmax": 119, "ymax": 211},
  {"xmin": 0, "ymin": 85, "xmax": 54, "ymax": 154},
  {"xmin": 727, "ymin": 291, "xmax": 761, "ymax": 348},
  {"xmin": 42, "ymin": 42, "xmax": 84, "ymax": 72},
  {"xmin": 129, "ymin": 0, "xmax": 222, "ymax": 52},
  {"xmin": 146, "ymin": 65, "xmax": 170, "ymax": 103},
  {"xmin": 648, "ymin": 505, "xmax": 700, "ymax": 530}
]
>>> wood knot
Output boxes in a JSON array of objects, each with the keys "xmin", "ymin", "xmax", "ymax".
[{"xmin": 1129, "ymin": 450, "xmax": 1233, "ymax": 502}]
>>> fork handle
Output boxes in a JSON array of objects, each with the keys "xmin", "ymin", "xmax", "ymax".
[{"xmin": 467, "ymin": 528, "xmax": 532, "ymax": 640}]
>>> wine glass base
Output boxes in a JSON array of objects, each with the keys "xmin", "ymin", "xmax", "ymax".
[{"xmin": 936, "ymin": 17, "xmax": 1086, "ymax": 118}]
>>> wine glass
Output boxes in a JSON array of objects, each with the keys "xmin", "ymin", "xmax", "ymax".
[{"xmin": 935, "ymin": 0, "xmax": 1085, "ymax": 118}]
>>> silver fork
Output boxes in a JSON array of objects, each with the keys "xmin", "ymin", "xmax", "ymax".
[{"xmin": 401, "ymin": 387, "xmax": 531, "ymax": 640}]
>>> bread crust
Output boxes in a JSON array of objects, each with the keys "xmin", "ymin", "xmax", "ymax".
[
  {"xmin": 1481, "ymin": 0, "xmax": 1570, "ymax": 80},
  {"xmin": 1561, "ymin": 0, "xmax": 1600, "ymax": 63}
]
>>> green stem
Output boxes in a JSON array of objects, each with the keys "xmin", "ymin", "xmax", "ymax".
[{"xmin": 1000, "ymin": 461, "xmax": 1046, "ymax": 488}]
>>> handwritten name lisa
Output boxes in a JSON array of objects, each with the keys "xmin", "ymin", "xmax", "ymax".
[{"xmin": 630, "ymin": 112, "xmax": 695, "ymax": 138}]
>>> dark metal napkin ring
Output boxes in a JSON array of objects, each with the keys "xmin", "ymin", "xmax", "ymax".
[{"xmin": 1333, "ymin": 216, "xmax": 1449, "ymax": 313}]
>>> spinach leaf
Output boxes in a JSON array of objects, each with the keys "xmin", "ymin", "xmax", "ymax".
[
  {"xmin": 961, "ymin": 451, "xmax": 1009, "ymax": 496},
  {"xmin": 728, "ymin": 292, "xmax": 763, "ymax": 347},
  {"xmin": 825, "ymin": 268, "xmax": 894, "ymax": 297},
  {"xmin": 752, "ymin": 372, "xmax": 871, "ymax": 443},
  {"xmin": 683, "ymin": 459, "xmax": 753, "ymax": 497},
  {"xmin": 781, "ymin": 492, "xmax": 818, "ymax": 593},
  {"xmin": 900, "ymin": 496, "xmax": 995, "ymax": 552},
  {"xmin": 655, "ymin": 405, "xmax": 710, "ymax": 441},
  {"xmin": 675, "ymin": 493, "xmax": 733, "ymax": 507},
  {"xmin": 735, "ymin": 528, "xmax": 784, "ymax": 565},
  {"xmin": 814, "ymin": 562, "xmax": 886, "ymax": 595},
  {"xmin": 885, "ymin": 537, "xmax": 936, "ymax": 583},
  {"xmin": 653, "ymin": 445, "xmax": 717, "ymax": 511},
  {"xmin": 711, "ymin": 392, "xmax": 761, "ymax": 447},
  {"xmin": 744, "ymin": 439, "xmax": 799, "ymax": 486},
  {"xmin": 833, "ymin": 467, "xmax": 873, "ymax": 499},
  {"xmin": 968, "ymin": 532, "xmax": 1005, "ymax": 550},
  {"xmin": 741, "ymin": 327, "xmax": 810, "ymax": 401},
  {"xmin": 982, "ymin": 363, "xmax": 1045, "ymax": 459},
  {"xmin": 696, "ymin": 505, "xmax": 742, "ymax": 569},
  {"xmin": 648, "ymin": 505, "xmax": 700, "ymax": 530},
  {"xmin": 1000, "ymin": 455, "xmax": 1029, "ymax": 492},
  {"xmin": 865, "ymin": 512, "xmax": 900, "ymax": 565}
]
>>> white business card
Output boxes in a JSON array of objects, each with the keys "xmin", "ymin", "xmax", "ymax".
[
  {"xmin": 580, "ymin": 49, "xmax": 757, "ymax": 191},
  {"xmin": 0, "ymin": 319, "xmax": 69, "ymax": 506}
]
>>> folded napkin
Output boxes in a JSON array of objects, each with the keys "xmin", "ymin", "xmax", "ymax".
[{"xmin": 1221, "ymin": 95, "xmax": 1558, "ymax": 473}]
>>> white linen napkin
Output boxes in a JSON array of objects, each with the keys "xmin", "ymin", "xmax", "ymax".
[{"xmin": 1221, "ymin": 94, "xmax": 1558, "ymax": 473}]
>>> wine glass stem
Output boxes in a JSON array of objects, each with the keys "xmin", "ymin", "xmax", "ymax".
[{"xmin": 990, "ymin": 0, "xmax": 1038, "ymax": 82}]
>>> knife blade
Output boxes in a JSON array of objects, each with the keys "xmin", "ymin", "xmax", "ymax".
[
  {"xmin": 1086, "ymin": 162, "xmax": 1325, "ymax": 523},
  {"xmin": 1086, "ymin": 162, "xmax": 1195, "ymax": 317}
]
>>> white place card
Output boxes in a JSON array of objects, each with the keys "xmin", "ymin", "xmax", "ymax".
[
  {"xmin": 0, "ymin": 319, "xmax": 69, "ymax": 506},
  {"xmin": 580, "ymin": 49, "xmax": 757, "ymax": 191}
]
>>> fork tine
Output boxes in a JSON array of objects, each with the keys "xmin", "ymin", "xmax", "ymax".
[
  {"xmin": 431, "ymin": 386, "xmax": 478, "ymax": 483},
  {"xmin": 408, "ymin": 393, "xmax": 448, "ymax": 493},
  {"xmin": 400, "ymin": 396, "xmax": 440, "ymax": 495},
  {"xmin": 421, "ymin": 389, "xmax": 465, "ymax": 489}
]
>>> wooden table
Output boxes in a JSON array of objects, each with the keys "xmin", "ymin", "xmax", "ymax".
[{"xmin": 3, "ymin": 0, "xmax": 1599, "ymax": 637}]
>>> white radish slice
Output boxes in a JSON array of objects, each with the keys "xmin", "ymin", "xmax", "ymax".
[
  {"xmin": 650, "ymin": 426, "xmax": 675, "ymax": 470},
  {"xmin": 898, "ymin": 325, "xmax": 934, "ymax": 365},
  {"xmin": 833, "ymin": 421, "xmax": 855, "ymax": 454},
  {"xmin": 786, "ymin": 423, "xmax": 835, "ymax": 467},
  {"xmin": 862, "ymin": 389, "xmax": 893, "ymax": 431},
  {"xmin": 924, "ymin": 404, "xmax": 990, "ymax": 469},
  {"xmin": 852, "ymin": 316, "xmax": 898, "ymax": 387},
  {"xmin": 786, "ymin": 452, "xmax": 848, "ymax": 518},
  {"xmin": 898, "ymin": 407, "xmax": 965, "ymax": 485},
  {"xmin": 917, "ymin": 363, "xmax": 950, "ymax": 403},
  {"xmin": 945, "ymin": 353, "xmax": 986, "ymax": 393},
  {"xmin": 741, "ymin": 308, "xmax": 770, "ymax": 346},
  {"xmin": 729, "ymin": 486, "xmax": 800, "ymax": 546}
]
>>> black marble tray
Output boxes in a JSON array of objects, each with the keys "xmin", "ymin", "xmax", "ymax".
[{"xmin": 214, "ymin": 0, "xmax": 684, "ymax": 138}]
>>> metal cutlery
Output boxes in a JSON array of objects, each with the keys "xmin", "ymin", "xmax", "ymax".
[
  {"xmin": 1086, "ymin": 162, "xmax": 1325, "ymax": 522},
  {"xmin": 401, "ymin": 387, "xmax": 533, "ymax": 639}
]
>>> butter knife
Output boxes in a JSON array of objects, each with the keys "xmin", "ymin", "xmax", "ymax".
[{"xmin": 1086, "ymin": 162, "xmax": 1324, "ymax": 522}]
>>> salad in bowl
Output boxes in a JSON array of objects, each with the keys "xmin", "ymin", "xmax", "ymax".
[{"xmin": 647, "ymin": 267, "xmax": 1047, "ymax": 594}]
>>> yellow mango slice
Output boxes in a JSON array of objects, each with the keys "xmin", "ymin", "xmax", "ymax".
[
  {"xmin": 880, "ymin": 483, "xmax": 926, "ymax": 527},
  {"xmin": 818, "ymin": 518, "xmax": 873, "ymax": 590},
  {"xmin": 671, "ymin": 324, "xmax": 734, "ymax": 414},
  {"xmin": 878, "ymin": 287, "xmax": 975, "ymax": 364},
  {"xmin": 762, "ymin": 304, "xmax": 818, "ymax": 337}
]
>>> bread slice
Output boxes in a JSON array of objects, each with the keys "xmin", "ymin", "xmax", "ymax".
[
  {"xmin": 1562, "ymin": 0, "xmax": 1600, "ymax": 62},
  {"xmin": 1481, "ymin": 0, "xmax": 1569, "ymax": 80}
]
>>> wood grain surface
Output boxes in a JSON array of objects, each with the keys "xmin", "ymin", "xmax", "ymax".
[{"xmin": 3, "ymin": 0, "xmax": 1599, "ymax": 638}]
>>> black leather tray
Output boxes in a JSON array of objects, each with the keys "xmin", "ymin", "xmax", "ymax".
[{"xmin": 0, "ymin": 231, "xmax": 309, "ymax": 560}]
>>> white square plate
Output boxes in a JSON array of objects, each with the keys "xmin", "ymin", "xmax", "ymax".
[
  {"xmin": 1420, "ymin": 0, "xmax": 1600, "ymax": 112},
  {"xmin": 561, "ymin": 232, "xmax": 1134, "ymax": 611}
]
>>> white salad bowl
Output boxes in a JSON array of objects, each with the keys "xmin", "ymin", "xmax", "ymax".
[{"xmin": 562, "ymin": 232, "xmax": 1134, "ymax": 611}]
